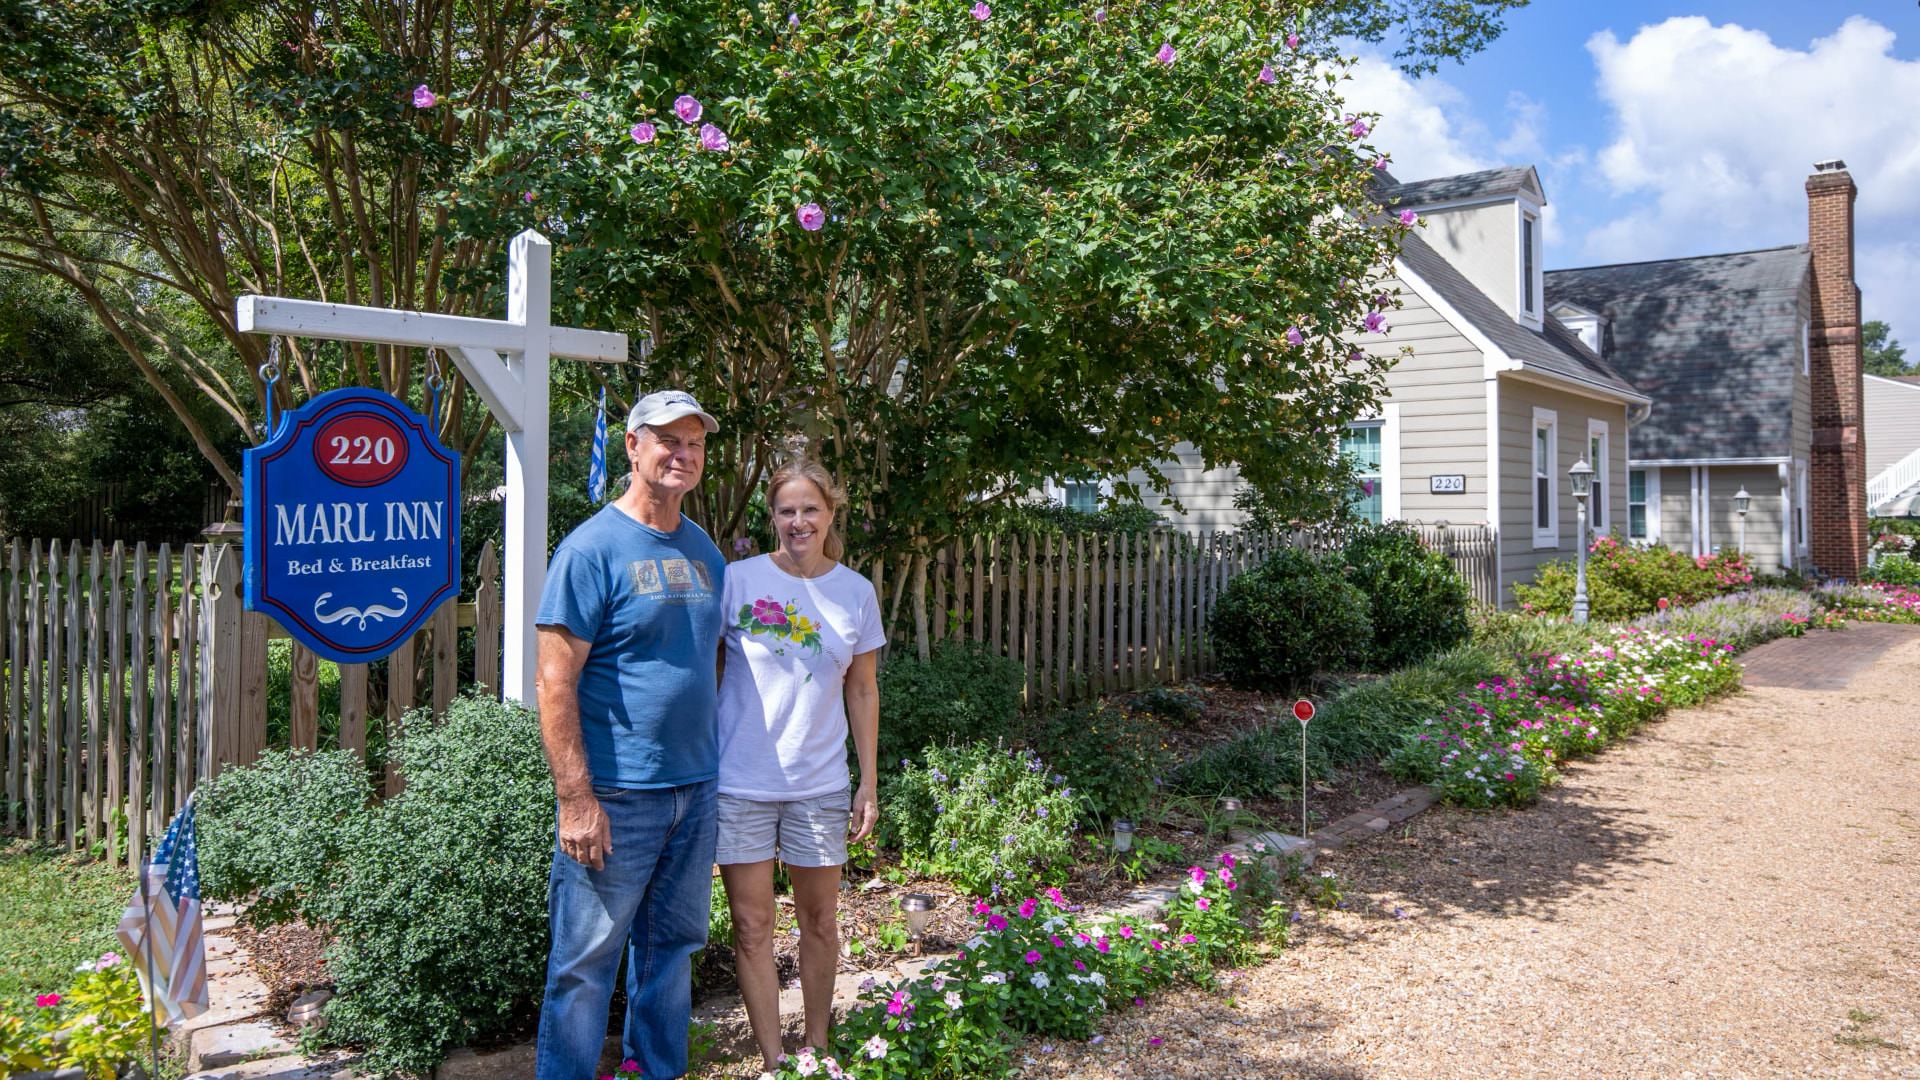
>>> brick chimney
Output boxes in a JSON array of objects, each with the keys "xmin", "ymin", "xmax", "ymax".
[{"xmin": 1806, "ymin": 159, "xmax": 1868, "ymax": 579}]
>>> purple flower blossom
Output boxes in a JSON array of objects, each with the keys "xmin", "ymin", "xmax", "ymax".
[
  {"xmin": 1286, "ymin": 325, "xmax": 1303, "ymax": 346},
  {"xmin": 1363, "ymin": 310, "xmax": 1388, "ymax": 334},
  {"xmin": 789, "ymin": 11, "xmax": 800, "ymax": 27},
  {"xmin": 630, "ymin": 122, "xmax": 657, "ymax": 144},
  {"xmin": 1349, "ymin": 117, "xmax": 1370, "ymax": 139},
  {"xmin": 796, "ymin": 202, "xmax": 826, "ymax": 231},
  {"xmin": 674, "ymin": 94, "xmax": 704, "ymax": 123},
  {"xmin": 698, "ymin": 123, "xmax": 730, "ymax": 151},
  {"xmin": 521, "ymin": 191, "xmax": 536, "ymax": 204},
  {"xmin": 1258, "ymin": 64, "xmax": 1276, "ymax": 84},
  {"xmin": 1372, "ymin": 156, "xmax": 1389, "ymax": 169},
  {"xmin": 1023, "ymin": 950, "xmax": 1042, "ymax": 964},
  {"xmin": 412, "ymin": 84, "xmax": 437, "ymax": 109},
  {"xmin": 1093, "ymin": 7, "xmax": 1106, "ymax": 22},
  {"xmin": 1155, "ymin": 42, "xmax": 1176, "ymax": 65},
  {"xmin": 1398, "ymin": 208, "xmax": 1419, "ymax": 226},
  {"xmin": 971, "ymin": 1, "xmax": 991, "ymax": 20},
  {"xmin": 1286, "ymin": 32, "xmax": 1301, "ymax": 49}
]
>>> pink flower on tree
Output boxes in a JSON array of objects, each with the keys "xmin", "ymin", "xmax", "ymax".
[
  {"xmin": 1398, "ymin": 208, "xmax": 1419, "ymax": 226},
  {"xmin": 411, "ymin": 84, "xmax": 437, "ymax": 109},
  {"xmin": 1363, "ymin": 310, "xmax": 1388, "ymax": 334},
  {"xmin": 1258, "ymin": 64, "xmax": 1276, "ymax": 84},
  {"xmin": 971, "ymin": 1, "xmax": 991, "ymax": 19},
  {"xmin": 1155, "ymin": 42, "xmax": 1176, "ymax": 65},
  {"xmin": 698, "ymin": 123, "xmax": 730, "ymax": 151},
  {"xmin": 630, "ymin": 122, "xmax": 657, "ymax": 144},
  {"xmin": 673, "ymin": 94, "xmax": 704, "ymax": 123},
  {"xmin": 1286, "ymin": 32, "xmax": 1301, "ymax": 48},
  {"xmin": 1286, "ymin": 325, "xmax": 1304, "ymax": 346},
  {"xmin": 1093, "ymin": 7, "xmax": 1106, "ymax": 22},
  {"xmin": 1372, "ymin": 156, "xmax": 1389, "ymax": 169},
  {"xmin": 1349, "ymin": 117, "xmax": 1370, "ymax": 139},
  {"xmin": 796, "ymin": 202, "xmax": 826, "ymax": 231}
]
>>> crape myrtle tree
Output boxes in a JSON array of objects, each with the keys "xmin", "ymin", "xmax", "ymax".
[
  {"xmin": 463, "ymin": 0, "xmax": 1414, "ymax": 639},
  {"xmin": 0, "ymin": 0, "xmax": 560, "ymax": 507}
]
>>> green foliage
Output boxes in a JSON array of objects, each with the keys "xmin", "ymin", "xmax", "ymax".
[
  {"xmin": 198, "ymin": 748, "xmax": 374, "ymax": 926},
  {"xmin": 875, "ymin": 641, "xmax": 1025, "ymax": 768},
  {"xmin": 1125, "ymin": 686, "xmax": 1204, "ymax": 726},
  {"xmin": 1023, "ymin": 703, "xmax": 1159, "ymax": 825},
  {"xmin": 1513, "ymin": 535, "xmax": 1722, "ymax": 619},
  {"xmin": 882, "ymin": 743, "xmax": 1076, "ymax": 896},
  {"xmin": 1866, "ymin": 554, "xmax": 1920, "ymax": 587},
  {"xmin": 1340, "ymin": 521, "xmax": 1472, "ymax": 668},
  {"xmin": 977, "ymin": 497, "xmax": 1163, "ymax": 538},
  {"xmin": 1209, "ymin": 548, "xmax": 1373, "ymax": 692},
  {"xmin": 0, "ymin": 845, "xmax": 130, "ymax": 1002},
  {"xmin": 315, "ymin": 695, "xmax": 556, "ymax": 1077},
  {"xmin": 0, "ymin": 958, "xmax": 150, "ymax": 1078},
  {"xmin": 483, "ymin": 0, "xmax": 1411, "ymax": 558},
  {"xmin": 1863, "ymin": 320, "xmax": 1912, "ymax": 377}
]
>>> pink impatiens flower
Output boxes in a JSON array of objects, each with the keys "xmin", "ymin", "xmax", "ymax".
[
  {"xmin": 1179, "ymin": 933, "xmax": 1198, "ymax": 944},
  {"xmin": 412, "ymin": 84, "xmax": 437, "ymax": 109},
  {"xmin": 1018, "ymin": 898, "xmax": 1039, "ymax": 918},
  {"xmin": 35, "ymin": 993, "xmax": 60, "ymax": 1008},
  {"xmin": 971, "ymin": 1, "xmax": 991, "ymax": 20},
  {"xmin": 630, "ymin": 122, "xmax": 657, "ymax": 144},
  {"xmin": 1023, "ymin": 950, "xmax": 1042, "ymax": 964},
  {"xmin": 1258, "ymin": 64, "xmax": 1276, "ymax": 85},
  {"xmin": 796, "ymin": 202, "xmax": 826, "ymax": 231},
  {"xmin": 698, "ymin": 123, "xmax": 730, "ymax": 151},
  {"xmin": 674, "ymin": 94, "xmax": 704, "ymax": 123},
  {"xmin": 987, "ymin": 914, "xmax": 1009, "ymax": 931},
  {"xmin": 1155, "ymin": 42, "xmax": 1176, "ymax": 65},
  {"xmin": 1195, "ymin": 897, "xmax": 1211, "ymax": 911},
  {"xmin": 973, "ymin": 900, "xmax": 992, "ymax": 915}
]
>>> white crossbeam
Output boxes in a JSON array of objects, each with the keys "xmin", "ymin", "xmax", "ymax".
[{"xmin": 235, "ymin": 296, "xmax": 627, "ymax": 362}]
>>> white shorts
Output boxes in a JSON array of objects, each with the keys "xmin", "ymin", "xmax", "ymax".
[{"xmin": 714, "ymin": 788, "xmax": 851, "ymax": 868}]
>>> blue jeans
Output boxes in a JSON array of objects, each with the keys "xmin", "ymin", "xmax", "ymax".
[{"xmin": 535, "ymin": 779, "xmax": 717, "ymax": 1080}]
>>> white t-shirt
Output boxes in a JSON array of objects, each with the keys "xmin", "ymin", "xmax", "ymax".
[{"xmin": 716, "ymin": 555, "xmax": 886, "ymax": 801}]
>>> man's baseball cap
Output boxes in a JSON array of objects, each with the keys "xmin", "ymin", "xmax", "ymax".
[{"xmin": 628, "ymin": 389, "xmax": 719, "ymax": 433}]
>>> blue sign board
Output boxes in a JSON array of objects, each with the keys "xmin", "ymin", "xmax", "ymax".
[{"xmin": 244, "ymin": 387, "xmax": 461, "ymax": 664}]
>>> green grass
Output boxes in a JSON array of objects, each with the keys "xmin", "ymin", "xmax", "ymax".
[{"xmin": 0, "ymin": 840, "xmax": 133, "ymax": 1002}]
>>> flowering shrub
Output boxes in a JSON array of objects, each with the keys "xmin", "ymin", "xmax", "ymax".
[
  {"xmin": 0, "ymin": 953, "xmax": 149, "ymax": 1078},
  {"xmin": 1817, "ymin": 582, "xmax": 1920, "ymax": 624},
  {"xmin": 1387, "ymin": 628, "xmax": 1741, "ymax": 806},
  {"xmin": 882, "ymin": 742, "xmax": 1077, "ymax": 896},
  {"xmin": 1865, "ymin": 553, "xmax": 1920, "ymax": 588},
  {"xmin": 1163, "ymin": 857, "xmax": 1251, "ymax": 971},
  {"xmin": 1514, "ymin": 536, "xmax": 1723, "ymax": 619},
  {"xmin": 1628, "ymin": 588, "xmax": 1825, "ymax": 652}
]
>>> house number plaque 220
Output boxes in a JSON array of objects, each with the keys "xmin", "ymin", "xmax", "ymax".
[{"xmin": 1429, "ymin": 474, "xmax": 1467, "ymax": 494}]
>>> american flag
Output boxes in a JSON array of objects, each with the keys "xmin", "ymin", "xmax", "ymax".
[{"xmin": 117, "ymin": 799, "xmax": 208, "ymax": 1024}]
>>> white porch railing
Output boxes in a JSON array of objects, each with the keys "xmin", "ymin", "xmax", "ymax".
[{"xmin": 1868, "ymin": 446, "xmax": 1920, "ymax": 514}]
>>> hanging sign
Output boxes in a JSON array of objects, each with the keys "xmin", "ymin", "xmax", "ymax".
[{"xmin": 243, "ymin": 387, "xmax": 461, "ymax": 664}]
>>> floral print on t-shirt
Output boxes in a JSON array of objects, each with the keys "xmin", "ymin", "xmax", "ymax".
[{"xmin": 736, "ymin": 596, "xmax": 825, "ymax": 657}]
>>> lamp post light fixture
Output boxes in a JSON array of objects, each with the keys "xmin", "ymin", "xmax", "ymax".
[
  {"xmin": 1569, "ymin": 457, "xmax": 1594, "ymax": 624},
  {"xmin": 1734, "ymin": 486, "xmax": 1751, "ymax": 554},
  {"xmin": 1111, "ymin": 819, "xmax": 1136, "ymax": 853}
]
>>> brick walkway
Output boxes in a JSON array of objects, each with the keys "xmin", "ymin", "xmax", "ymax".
[{"xmin": 1741, "ymin": 622, "xmax": 1920, "ymax": 689}]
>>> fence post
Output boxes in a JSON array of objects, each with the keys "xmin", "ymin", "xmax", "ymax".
[
  {"xmin": 47, "ymin": 540, "xmax": 66, "ymax": 849},
  {"xmin": 198, "ymin": 544, "xmax": 244, "ymax": 781},
  {"xmin": 289, "ymin": 644, "xmax": 320, "ymax": 751},
  {"xmin": 174, "ymin": 545, "xmax": 200, "ymax": 820},
  {"xmin": 474, "ymin": 542, "xmax": 502, "ymax": 698},
  {"xmin": 128, "ymin": 544, "xmax": 150, "ymax": 860},
  {"xmin": 152, "ymin": 547, "xmax": 175, "ymax": 836},
  {"xmin": 3, "ymin": 540, "xmax": 18, "ymax": 829}
]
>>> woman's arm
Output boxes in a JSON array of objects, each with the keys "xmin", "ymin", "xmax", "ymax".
[{"xmin": 845, "ymin": 649, "xmax": 881, "ymax": 843}]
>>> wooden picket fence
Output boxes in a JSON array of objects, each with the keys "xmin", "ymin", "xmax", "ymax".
[
  {"xmin": 867, "ymin": 522, "xmax": 1497, "ymax": 706},
  {"xmin": 0, "ymin": 538, "xmax": 502, "ymax": 863}
]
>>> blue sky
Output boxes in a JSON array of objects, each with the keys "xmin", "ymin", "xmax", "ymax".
[{"xmin": 1339, "ymin": 1, "xmax": 1920, "ymax": 347}]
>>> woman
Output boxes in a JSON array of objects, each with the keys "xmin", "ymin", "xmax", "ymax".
[{"xmin": 715, "ymin": 459, "xmax": 883, "ymax": 1074}]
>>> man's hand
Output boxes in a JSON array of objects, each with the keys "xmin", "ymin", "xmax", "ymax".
[
  {"xmin": 849, "ymin": 783, "xmax": 879, "ymax": 845},
  {"xmin": 558, "ymin": 793, "xmax": 613, "ymax": 870}
]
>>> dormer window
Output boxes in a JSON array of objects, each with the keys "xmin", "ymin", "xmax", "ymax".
[{"xmin": 1523, "ymin": 213, "xmax": 1537, "ymax": 315}]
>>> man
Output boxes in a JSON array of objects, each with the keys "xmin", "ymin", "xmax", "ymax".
[{"xmin": 533, "ymin": 390, "xmax": 728, "ymax": 1080}]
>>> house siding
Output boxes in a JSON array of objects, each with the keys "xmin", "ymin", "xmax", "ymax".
[
  {"xmin": 1496, "ymin": 376, "xmax": 1631, "ymax": 604},
  {"xmin": 1419, "ymin": 203, "xmax": 1519, "ymax": 320},
  {"xmin": 1122, "ymin": 443, "xmax": 1249, "ymax": 535},
  {"xmin": 1865, "ymin": 375, "xmax": 1920, "ymax": 481},
  {"xmin": 1642, "ymin": 463, "xmax": 1792, "ymax": 573}
]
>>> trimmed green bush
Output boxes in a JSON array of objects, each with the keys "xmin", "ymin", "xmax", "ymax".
[
  {"xmin": 198, "ymin": 747, "xmax": 373, "ymax": 926},
  {"xmin": 876, "ymin": 641, "xmax": 1025, "ymax": 767},
  {"xmin": 321, "ymin": 696, "xmax": 556, "ymax": 1078},
  {"xmin": 1125, "ymin": 686, "xmax": 1204, "ymax": 726},
  {"xmin": 1208, "ymin": 548, "xmax": 1372, "ymax": 692},
  {"xmin": 1340, "ymin": 521, "xmax": 1472, "ymax": 668},
  {"xmin": 1866, "ymin": 554, "xmax": 1920, "ymax": 587}
]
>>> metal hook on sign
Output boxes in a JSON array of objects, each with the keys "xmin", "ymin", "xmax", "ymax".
[
  {"xmin": 425, "ymin": 347, "xmax": 446, "ymax": 431},
  {"xmin": 259, "ymin": 336, "xmax": 283, "ymax": 437}
]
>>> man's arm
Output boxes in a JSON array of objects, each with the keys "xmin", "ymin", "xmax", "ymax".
[{"xmin": 536, "ymin": 625, "xmax": 611, "ymax": 870}]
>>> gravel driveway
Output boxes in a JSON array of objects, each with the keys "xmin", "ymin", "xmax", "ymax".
[{"xmin": 1035, "ymin": 626, "xmax": 1920, "ymax": 1079}]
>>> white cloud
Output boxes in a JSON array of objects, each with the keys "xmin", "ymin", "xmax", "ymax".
[
  {"xmin": 1580, "ymin": 15, "xmax": 1920, "ymax": 336},
  {"xmin": 1337, "ymin": 56, "xmax": 1492, "ymax": 181}
]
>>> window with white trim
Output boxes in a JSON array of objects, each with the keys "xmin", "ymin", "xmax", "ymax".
[
  {"xmin": 1343, "ymin": 421, "xmax": 1384, "ymax": 524},
  {"xmin": 1801, "ymin": 319, "xmax": 1811, "ymax": 377},
  {"xmin": 1522, "ymin": 213, "xmax": 1538, "ymax": 316},
  {"xmin": 1628, "ymin": 469, "xmax": 1649, "ymax": 540},
  {"xmin": 1532, "ymin": 408, "xmax": 1557, "ymax": 547},
  {"xmin": 1587, "ymin": 420, "xmax": 1609, "ymax": 536}
]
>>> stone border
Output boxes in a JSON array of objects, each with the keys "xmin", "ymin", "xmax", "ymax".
[{"xmin": 190, "ymin": 783, "xmax": 1443, "ymax": 1078}]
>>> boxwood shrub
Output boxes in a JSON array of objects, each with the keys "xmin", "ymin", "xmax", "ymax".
[
  {"xmin": 876, "ymin": 640, "xmax": 1026, "ymax": 767},
  {"xmin": 1340, "ymin": 521, "xmax": 1472, "ymax": 669},
  {"xmin": 1207, "ymin": 547, "xmax": 1372, "ymax": 692}
]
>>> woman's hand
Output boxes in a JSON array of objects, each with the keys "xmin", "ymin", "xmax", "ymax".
[{"xmin": 849, "ymin": 784, "xmax": 879, "ymax": 844}]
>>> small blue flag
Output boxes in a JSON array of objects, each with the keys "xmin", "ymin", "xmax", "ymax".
[{"xmin": 588, "ymin": 385, "xmax": 608, "ymax": 503}]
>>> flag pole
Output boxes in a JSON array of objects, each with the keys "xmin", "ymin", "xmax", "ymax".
[{"xmin": 136, "ymin": 816, "xmax": 164, "ymax": 1080}]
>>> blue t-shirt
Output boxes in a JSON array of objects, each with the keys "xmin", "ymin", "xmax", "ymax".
[{"xmin": 534, "ymin": 505, "xmax": 727, "ymax": 788}]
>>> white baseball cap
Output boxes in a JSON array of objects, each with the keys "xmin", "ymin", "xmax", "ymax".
[{"xmin": 627, "ymin": 389, "xmax": 718, "ymax": 433}]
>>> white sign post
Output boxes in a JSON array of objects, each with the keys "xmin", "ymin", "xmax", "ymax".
[{"xmin": 237, "ymin": 230, "xmax": 628, "ymax": 704}]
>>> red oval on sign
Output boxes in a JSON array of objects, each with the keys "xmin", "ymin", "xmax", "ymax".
[
  {"xmin": 313, "ymin": 413, "xmax": 409, "ymax": 486},
  {"xmin": 1292, "ymin": 699, "xmax": 1315, "ymax": 723}
]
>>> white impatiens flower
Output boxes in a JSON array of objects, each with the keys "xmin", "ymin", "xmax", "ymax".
[
  {"xmin": 1030, "ymin": 971, "xmax": 1051, "ymax": 989},
  {"xmin": 1185, "ymin": 879, "xmax": 1205, "ymax": 895},
  {"xmin": 1088, "ymin": 971, "xmax": 1107, "ymax": 986},
  {"xmin": 966, "ymin": 935, "xmax": 986, "ymax": 950},
  {"xmin": 982, "ymin": 971, "xmax": 1007, "ymax": 985},
  {"xmin": 862, "ymin": 1035, "xmax": 890, "ymax": 1060},
  {"xmin": 945, "ymin": 990, "xmax": 963, "ymax": 1009}
]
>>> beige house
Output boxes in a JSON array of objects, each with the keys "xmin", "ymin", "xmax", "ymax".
[
  {"xmin": 1866, "ymin": 374, "xmax": 1920, "ymax": 517},
  {"xmin": 1122, "ymin": 166, "xmax": 1644, "ymax": 605}
]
